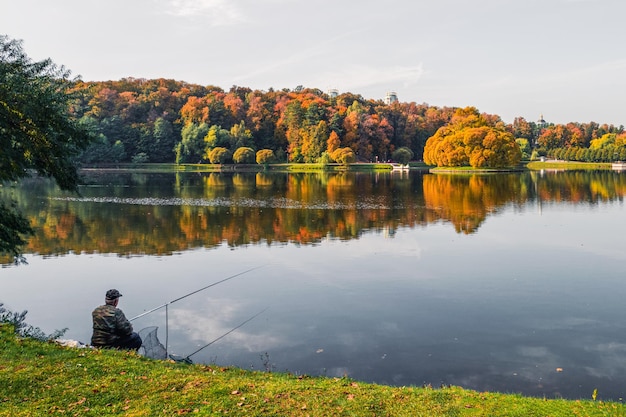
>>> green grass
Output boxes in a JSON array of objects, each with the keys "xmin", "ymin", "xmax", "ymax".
[
  {"xmin": 429, "ymin": 166, "xmax": 524, "ymax": 173},
  {"xmin": 429, "ymin": 160, "xmax": 617, "ymax": 172},
  {"xmin": 526, "ymin": 161, "xmax": 613, "ymax": 170},
  {"xmin": 1, "ymin": 324, "xmax": 624, "ymax": 416}
]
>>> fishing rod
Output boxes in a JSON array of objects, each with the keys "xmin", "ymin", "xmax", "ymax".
[
  {"xmin": 129, "ymin": 265, "xmax": 265, "ymax": 322},
  {"xmin": 130, "ymin": 265, "xmax": 265, "ymax": 359},
  {"xmin": 170, "ymin": 307, "xmax": 269, "ymax": 364}
]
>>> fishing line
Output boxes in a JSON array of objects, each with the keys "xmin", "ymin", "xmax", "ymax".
[
  {"xmin": 129, "ymin": 265, "xmax": 265, "ymax": 322},
  {"xmin": 172, "ymin": 307, "xmax": 269, "ymax": 363},
  {"xmin": 130, "ymin": 265, "xmax": 265, "ymax": 359}
]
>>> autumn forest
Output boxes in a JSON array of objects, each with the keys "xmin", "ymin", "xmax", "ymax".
[{"xmin": 69, "ymin": 78, "xmax": 626, "ymax": 168}]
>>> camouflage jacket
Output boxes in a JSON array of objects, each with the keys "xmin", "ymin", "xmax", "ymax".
[{"xmin": 91, "ymin": 304, "xmax": 134, "ymax": 346}]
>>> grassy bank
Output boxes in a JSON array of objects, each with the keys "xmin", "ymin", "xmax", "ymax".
[
  {"xmin": 429, "ymin": 161, "xmax": 619, "ymax": 173},
  {"xmin": 429, "ymin": 166, "xmax": 524, "ymax": 173},
  {"xmin": 80, "ymin": 161, "xmax": 618, "ymax": 175},
  {"xmin": 1, "ymin": 325, "xmax": 623, "ymax": 416},
  {"xmin": 526, "ymin": 161, "xmax": 612, "ymax": 170}
]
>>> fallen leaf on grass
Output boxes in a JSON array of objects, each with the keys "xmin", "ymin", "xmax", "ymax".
[{"xmin": 68, "ymin": 397, "xmax": 87, "ymax": 408}]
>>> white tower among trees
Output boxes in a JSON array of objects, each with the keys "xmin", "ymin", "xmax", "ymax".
[{"xmin": 385, "ymin": 91, "xmax": 398, "ymax": 105}]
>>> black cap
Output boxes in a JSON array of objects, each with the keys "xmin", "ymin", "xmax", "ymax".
[{"xmin": 105, "ymin": 289, "xmax": 122, "ymax": 300}]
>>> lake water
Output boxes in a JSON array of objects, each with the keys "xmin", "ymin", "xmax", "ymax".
[{"xmin": 2, "ymin": 169, "xmax": 626, "ymax": 401}]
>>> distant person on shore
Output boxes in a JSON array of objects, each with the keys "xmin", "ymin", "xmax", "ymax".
[{"xmin": 91, "ymin": 289, "xmax": 142, "ymax": 350}]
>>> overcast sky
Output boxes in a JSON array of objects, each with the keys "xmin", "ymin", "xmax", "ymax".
[{"xmin": 2, "ymin": 0, "xmax": 625, "ymax": 125}]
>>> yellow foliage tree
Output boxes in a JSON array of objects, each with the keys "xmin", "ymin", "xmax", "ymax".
[
  {"xmin": 331, "ymin": 148, "xmax": 356, "ymax": 165},
  {"xmin": 423, "ymin": 107, "xmax": 521, "ymax": 168}
]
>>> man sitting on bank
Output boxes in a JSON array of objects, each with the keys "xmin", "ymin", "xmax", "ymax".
[{"xmin": 91, "ymin": 289, "xmax": 142, "ymax": 350}]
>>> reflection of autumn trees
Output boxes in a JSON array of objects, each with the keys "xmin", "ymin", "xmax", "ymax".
[
  {"xmin": 532, "ymin": 171, "xmax": 626, "ymax": 203},
  {"xmin": 423, "ymin": 174, "xmax": 528, "ymax": 233},
  {"xmin": 422, "ymin": 171, "xmax": 626, "ymax": 234},
  {"xmin": 4, "ymin": 171, "xmax": 626, "ymax": 262}
]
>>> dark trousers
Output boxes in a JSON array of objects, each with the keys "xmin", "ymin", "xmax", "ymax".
[{"xmin": 111, "ymin": 332, "xmax": 143, "ymax": 351}]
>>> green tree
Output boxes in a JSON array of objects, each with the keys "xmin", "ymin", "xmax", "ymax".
[
  {"xmin": 391, "ymin": 147, "xmax": 413, "ymax": 165},
  {"xmin": 177, "ymin": 122, "xmax": 209, "ymax": 163},
  {"xmin": 77, "ymin": 115, "xmax": 126, "ymax": 163},
  {"xmin": 132, "ymin": 152, "xmax": 149, "ymax": 163},
  {"xmin": 305, "ymin": 102, "xmax": 326, "ymax": 127},
  {"xmin": 204, "ymin": 125, "xmax": 231, "ymax": 150},
  {"xmin": 1, "ymin": 35, "xmax": 92, "ymax": 260},
  {"xmin": 318, "ymin": 151, "xmax": 331, "ymax": 167},
  {"xmin": 516, "ymin": 138, "xmax": 531, "ymax": 160},
  {"xmin": 530, "ymin": 149, "xmax": 541, "ymax": 161},
  {"xmin": 80, "ymin": 134, "xmax": 126, "ymax": 163},
  {"xmin": 229, "ymin": 121, "xmax": 254, "ymax": 150},
  {"xmin": 328, "ymin": 112, "xmax": 344, "ymax": 138},
  {"xmin": 302, "ymin": 120, "xmax": 329, "ymax": 163},
  {"xmin": 151, "ymin": 117, "xmax": 177, "ymax": 162}
]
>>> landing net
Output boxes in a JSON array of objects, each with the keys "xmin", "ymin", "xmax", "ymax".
[{"xmin": 137, "ymin": 326, "xmax": 167, "ymax": 360}]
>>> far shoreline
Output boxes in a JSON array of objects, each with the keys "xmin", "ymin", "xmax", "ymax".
[{"xmin": 78, "ymin": 160, "xmax": 619, "ymax": 175}]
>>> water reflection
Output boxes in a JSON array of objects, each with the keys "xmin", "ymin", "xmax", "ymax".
[
  {"xmin": 2, "ymin": 170, "xmax": 625, "ymax": 262},
  {"xmin": 3, "ymin": 169, "xmax": 626, "ymax": 400}
]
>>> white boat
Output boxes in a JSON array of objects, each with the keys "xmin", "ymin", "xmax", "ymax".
[{"xmin": 390, "ymin": 163, "xmax": 409, "ymax": 171}]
